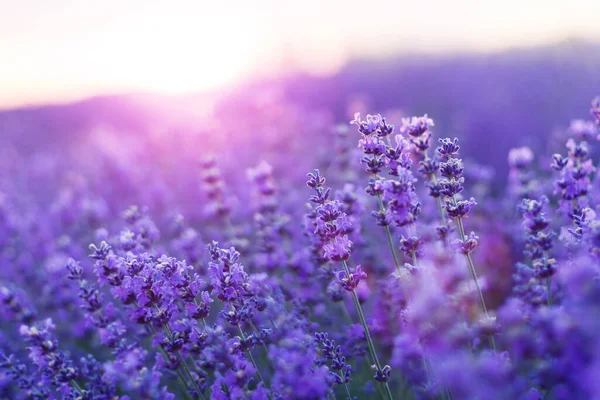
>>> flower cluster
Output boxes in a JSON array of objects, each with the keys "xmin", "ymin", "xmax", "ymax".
[
  {"xmin": 307, "ymin": 170, "xmax": 354, "ymax": 262},
  {"xmin": 200, "ymin": 156, "xmax": 234, "ymax": 219},
  {"xmin": 507, "ymin": 146, "xmax": 538, "ymax": 200},
  {"xmin": 247, "ymin": 161, "xmax": 289, "ymax": 271},
  {"xmin": 591, "ymin": 96, "xmax": 600, "ymax": 128},
  {"xmin": 437, "ymin": 138, "xmax": 477, "ymax": 220},
  {"xmin": 380, "ymin": 167, "xmax": 421, "ymax": 228},
  {"xmin": 519, "ymin": 197, "xmax": 556, "ymax": 277},
  {"xmin": 19, "ymin": 320, "xmax": 81, "ymax": 397},
  {"xmin": 207, "ymin": 242, "xmax": 254, "ymax": 325},
  {"xmin": 3, "ymin": 89, "xmax": 600, "ymax": 400},
  {"xmin": 569, "ymin": 119, "xmax": 598, "ymax": 142},
  {"xmin": 314, "ymin": 332, "xmax": 353, "ymax": 392},
  {"xmin": 351, "ymin": 113, "xmax": 387, "ymax": 174},
  {"xmin": 400, "ymin": 114, "xmax": 435, "ymax": 152},
  {"xmin": 552, "ymin": 137, "xmax": 597, "ymax": 243},
  {"xmin": 336, "ymin": 265, "xmax": 367, "ymax": 291}
]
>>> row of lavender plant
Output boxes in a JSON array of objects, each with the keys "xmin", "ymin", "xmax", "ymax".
[{"xmin": 0, "ymin": 97, "xmax": 599, "ymax": 399}]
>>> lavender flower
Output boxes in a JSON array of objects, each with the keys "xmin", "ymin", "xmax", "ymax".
[
  {"xmin": 5, "ymin": 81, "xmax": 600, "ymax": 400},
  {"xmin": 404, "ymin": 114, "xmax": 449, "ymax": 236},
  {"xmin": 19, "ymin": 319, "xmax": 82, "ymax": 397},
  {"xmin": 380, "ymin": 169, "xmax": 421, "ymax": 228},
  {"xmin": 437, "ymin": 137, "xmax": 496, "ymax": 350},
  {"xmin": 508, "ymin": 146, "xmax": 539, "ymax": 201},
  {"xmin": 401, "ymin": 115, "xmax": 435, "ymax": 138},
  {"xmin": 306, "ymin": 170, "xmax": 394, "ymax": 400},
  {"xmin": 315, "ymin": 332, "xmax": 354, "ymax": 399},
  {"xmin": 569, "ymin": 119, "xmax": 598, "ymax": 142},
  {"xmin": 401, "ymin": 115, "xmax": 435, "ymax": 152},
  {"xmin": 552, "ymin": 137, "xmax": 596, "ymax": 239},
  {"xmin": 247, "ymin": 161, "xmax": 289, "ymax": 272},
  {"xmin": 307, "ymin": 171, "xmax": 354, "ymax": 263},
  {"xmin": 591, "ymin": 96, "xmax": 600, "ymax": 128},
  {"xmin": 336, "ymin": 265, "xmax": 367, "ymax": 292},
  {"xmin": 207, "ymin": 242, "xmax": 272, "ymax": 397},
  {"xmin": 508, "ymin": 147, "xmax": 534, "ymax": 170},
  {"xmin": 0, "ymin": 351, "xmax": 50, "ymax": 399},
  {"xmin": 517, "ymin": 197, "xmax": 556, "ymax": 305},
  {"xmin": 200, "ymin": 156, "xmax": 233, "ymax": 219},
  {"xmin": 352, "ymin": 113, "xmax": 424, "ymax": 273},
  {"xmin": 350, "ymin": 113, "xmax": 383, "ymax": 135}
]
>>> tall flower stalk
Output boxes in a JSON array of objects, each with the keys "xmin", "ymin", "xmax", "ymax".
[
  {"xmin": 349, "ymin": 115, "xmax": 396, "ymax": 267},
  {"xmin": 437, "ymin": 138, "xmax": 496, "ymax": 350},
  {"xmin": 306, "ymin": 170, "xmax": 395, "ymax": 400},
  {"xmin": 551, "ymin": 138, "xmax": 596, "ymax": 245},
  {"xmin": 315, "ymin": 332, "xmax": 354, "ymax": 399},
  {"xmin": 518, "ymin": 197, "xmax": 556, "ymax": 305},
  {"xmin": 591, "ymin": 96, "xmax": 600, "ymax": 129},
  {"xmin": 351, "ymin": 113, "xmax": 420, "ymax": 275},
  {"xmin": 206, "ymin": 242, "xmax": 272, "ymax": 397},
  {"xmin": 352, "ymin": 114, "xmax": 444, "ymax": 395},
  {"xmin": 401, "ymin": 115, "xmax": 447, "ymax": 228}
]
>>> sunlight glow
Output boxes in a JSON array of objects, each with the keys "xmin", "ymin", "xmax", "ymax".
[
  {"xmin": 0, "ymin": 0, "xmax": 599, "ymax": 108},
  {"xmin": 93, "ymin": 11, "xmax": 261, "ymax": 94}
]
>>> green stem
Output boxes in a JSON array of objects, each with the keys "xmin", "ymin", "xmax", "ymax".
[
  {"xmin": 190, "ymin": 293, "xmax": 208, "ymax": 330},
  {"xmin": 343, "ymin": 379, "xmax": 353, "ymax": 400},
  {"xmin": 454, "ymin": 213, "xmax": 497, "ymax": 351},
  {"xmin": 147, "ymin": 324, "xmax": 194, "ymax": 400},
  {"xmin": 238, "ymin": 326, "xmax": 272, "ymax": 399},
  {"xmin": 230, "ymin": 304, "xmax": 269, "ymax": 389},
  {"xmin": 156, "ymin": 306, "xmax": 206, "ymax": 400},
  {"xmin": 341, "ymin": 260, "xmax": 394, "ymax": 400},
  {"xmin": 436, "ymin": 195, "xmax": 447, "ymax": 226},
  {"xmin": 410, "ymin": 251, "xmax": 452, "ymax": 400},
  {"xmin": 423, "ymin": 150, "xmax": 447, "ymax": 227},
  {"xmin": 176, "ymin": 351, "xmax": 206, "ymax": 400},
  {"xmin": 421, "ymin": 356, "xmax": 432, "ymax": 388},
  {"xmin": 71, "ymin": 380, "xmax": 84, "ymax": 395},
  {"xmin": 224, "ymin": 216, "xmax": 236, "ymax": 243},
  {"xmin": 375, "ymin": 193, "xmax": 402, "ymax": 275},
  {"xmin": 339, "ymin": 302, "xmax": 354, "ymax": 324},
  {"xmin": 249, "ymin": 321, "xmax": 274, "ymax": 372}
]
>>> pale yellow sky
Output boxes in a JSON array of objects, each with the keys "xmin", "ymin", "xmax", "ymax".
[{"xmin": 1, "ymin": 0, "xmax": 599, "ymax": 108}]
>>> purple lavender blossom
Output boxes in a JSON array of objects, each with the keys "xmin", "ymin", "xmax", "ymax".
[
  {"xmin": 4, "ymin": 82, "xmax": 600, "ymax": 400},
  {"xmin": 19, "ymin": 319, "xmax": 82, "ymax": 397},
  {"xmin": 591, "ymin": 96, "xmax": 600, "ymax": 128},
  {"xmin": 552, "ymin": 137, "xmax": 596, "ymax": 235},
  {"xmin": 350, "ymin": 113, "xmax": 383, "ymax": 135},
  {"xmin": 306, "ymin": 170, "xmax": 395, "ymax": 399},
  {"xmin": 508, "ymin": 146, "xmax": 539, "ymax": 200},
  {"xmin": 508, "ymin": 147, "xmax": 534, "ymax": 170},
  {"xmin": 569, "ymin": 119, "xmax": 598, "ymax": 141},
  {"xmin": 380, "ymin": 170, "xmax": 421, "ymax": 228},
  {"xmin": 314, "ymin": 332, "xmax": 354, "ymax": 398},
  {"xmin": 400, "ymin": 115, "xmax": 435, "ymax": 138},
  {"xmin": 437, "ymin": 137, "xmax": 496, "ymax": 350}
]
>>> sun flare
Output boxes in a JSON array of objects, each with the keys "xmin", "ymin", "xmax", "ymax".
[{"xmin": 98, "ymin": 11, "xmax": 261, "ymax": 94}]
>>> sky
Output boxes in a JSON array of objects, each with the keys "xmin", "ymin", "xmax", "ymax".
[{"xmin": 1, "ymin": 0, "xmax": 599, "ymax": 108}]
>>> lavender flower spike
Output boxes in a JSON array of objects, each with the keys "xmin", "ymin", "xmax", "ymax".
[
  {"xmin": 437, "ymin": 137, "xmax": 496, "ymax": 350},
  {"xmin": 591, "ymin": 96, "xmax": 600, "ymax": 129},
  {"xmin": 306, "ymin": 170, "xmax": 395, "ymax": 400}
]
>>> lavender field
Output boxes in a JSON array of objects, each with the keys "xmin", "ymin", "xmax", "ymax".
[{"xmin": 2, "ymin": 39, "xmax": 600, "ymax": 400}]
